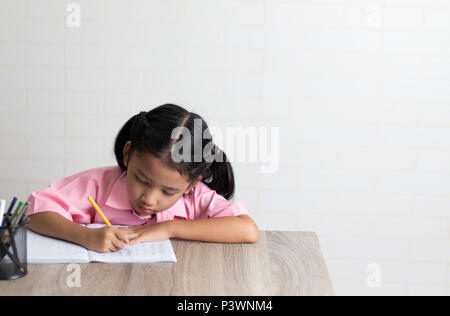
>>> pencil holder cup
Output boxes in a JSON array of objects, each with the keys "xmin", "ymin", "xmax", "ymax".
[{"xmin": 0, "ymin": 216, "xmax": 29, "ymax": 280}]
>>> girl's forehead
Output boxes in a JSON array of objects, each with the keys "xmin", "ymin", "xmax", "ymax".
[{"xmin": 132, "ymin": 151, "xmax": 190, "ymax": 187}]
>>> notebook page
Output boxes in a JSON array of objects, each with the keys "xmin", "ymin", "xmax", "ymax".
[
  {"xmin": 27, "ymin": 229, "xmax": 89, "ymax": 264},
  {"xmin": 87, "ymin": 239, "xmax": 177, "ymax": 263},
  {"xmin": 86, "ymin": 223, "xmax": 177, "ymax": 263},
  {"xmin": 26, "ymin": 225, "xmax": 177, "ymax": 264}
]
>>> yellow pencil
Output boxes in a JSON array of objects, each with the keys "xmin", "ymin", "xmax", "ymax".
[{"xmin": 88, "ymin": 196, "xmax": 112, "ymax": 226}]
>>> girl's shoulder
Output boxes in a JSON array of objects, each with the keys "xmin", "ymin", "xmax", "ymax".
[
  {"xmin": 52, "ymin": 166, "xmax": 123, "ymax": 187},
  {"xmin": 189, "ymin": 181, "xmax": 228, "ymax": 202},
  {"xmin": 191, "ymin": 181, "xmax": 214, "ymax": 195}
]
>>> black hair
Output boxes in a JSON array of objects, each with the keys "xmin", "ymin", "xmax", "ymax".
[{"xmin": 114, "ymin": 104, "xmax": 235, "ymax": 200}]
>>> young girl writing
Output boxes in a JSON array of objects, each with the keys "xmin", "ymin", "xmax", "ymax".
[{"xmin": 27, "ymin": 104, "xmax": 259, "ymax": 253}]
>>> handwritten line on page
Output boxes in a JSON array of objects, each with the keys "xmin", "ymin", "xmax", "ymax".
[{"xmin": 27, "ymin": 224, "xmax": 177, "ymax": 264}]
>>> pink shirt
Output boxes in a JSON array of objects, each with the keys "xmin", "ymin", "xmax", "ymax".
[{"xmin": 26, "ymin": 166, "xmax": 249, "ymax": 226}]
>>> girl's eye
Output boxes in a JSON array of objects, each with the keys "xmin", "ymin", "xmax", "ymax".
[
  {"xmin": 136, "ymin": 174, "xmax": 174, "ymax": 196},
  {"xmin": 135, "ymin": 174, "xmax": 148, "ymax": 184}
]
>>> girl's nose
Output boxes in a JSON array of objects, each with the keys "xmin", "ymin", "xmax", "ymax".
[
  {"xmin": 140, "ymin": 192, "xmax": 156, "ymax": 207},
  {"xmin": 140, "ymin": 197, "xmax": 154, "ymax": 206},
  {"xmin": 140, "ymin": 200, "xmax": 153, "ymax": 207}
]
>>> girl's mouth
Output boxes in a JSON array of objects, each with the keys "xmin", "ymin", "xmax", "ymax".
[{"xmin": 134, "ymin": 203, "xmax": 156, "ymax": 215}]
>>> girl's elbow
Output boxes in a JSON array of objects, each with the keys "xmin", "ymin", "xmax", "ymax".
[
  {"xmin": 248, "ymin": 228, "xmax": 259, "ymax": 243},
  {"xmin": 246, "ymin": 221, "xmax": 260, "ymax": 243},
  {"xmin": 237, "ymin": 214, "xmax": 259, "ymax": 243}
]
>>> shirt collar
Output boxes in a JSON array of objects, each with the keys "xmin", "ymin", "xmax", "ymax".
[
  {"xmin": 156, "ymin": 198, "xmax": 188, "ymax": 222},
  {"xmin": 105, "ymin": 171, "xmax": 133, "ymax": 210}
]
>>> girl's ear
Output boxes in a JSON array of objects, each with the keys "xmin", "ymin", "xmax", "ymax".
[
  {"xmin": 184, "ymin": 176, "xmax": 202, "ymax": 195},
  {"xmin": 123, "ymin": 141, "xmax": 132, "ymax": 168}
]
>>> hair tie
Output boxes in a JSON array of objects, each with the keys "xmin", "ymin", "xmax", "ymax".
[{"xmin": 138, "ymin": 111, "xmax": 150, "ymax": 128}]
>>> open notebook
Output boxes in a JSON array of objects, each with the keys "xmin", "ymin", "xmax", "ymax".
[{"xmin": 27, "ymin": 224, "xmax": 177, "ymax": 264}]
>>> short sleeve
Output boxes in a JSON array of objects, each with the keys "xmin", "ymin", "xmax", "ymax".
[
  {"xmin": 26, "ymin": 171, "xmax": 99, "ymax": 224},
  {"xmin": 192, "ymin": 182, "xmax": 249, "ymax": 219}
]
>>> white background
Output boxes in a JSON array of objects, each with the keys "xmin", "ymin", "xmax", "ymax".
[{"xmin": 0, "ymin": 0, "xmax": 449, "ymax": 295}]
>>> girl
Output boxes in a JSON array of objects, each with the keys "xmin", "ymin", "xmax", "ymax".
[{"xmin": 27, "ymin": 104, "xmax": 259, "ymax": 253}]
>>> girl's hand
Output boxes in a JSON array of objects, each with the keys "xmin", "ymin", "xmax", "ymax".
[
  {"xmin": 119, "ymin": 222, "xmax": 171, "ymax": 246},
  {"xmin": 84, "ymin": 226, "xmax": 133, "ymax": 253}
]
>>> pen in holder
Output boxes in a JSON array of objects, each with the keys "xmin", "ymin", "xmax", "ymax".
[{"xmin": 0, "ymin": 216, "xmax": 29, "ymax": 280}]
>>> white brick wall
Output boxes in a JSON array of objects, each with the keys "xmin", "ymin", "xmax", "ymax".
[{"xmin": 0, "ymin": 0, "xmax": 449, "ymax": 296}]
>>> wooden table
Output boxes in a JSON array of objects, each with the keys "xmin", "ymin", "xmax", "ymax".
[{"xmin": 0, "ymin": 231, "xmax": 334, "ymax": 296}]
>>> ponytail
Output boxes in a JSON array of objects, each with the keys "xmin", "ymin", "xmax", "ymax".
[
  {"xmin": 114, "ymin": 115, "xmax": 135, "ymax": 171},
  {"xmin": 202, "ymin": 149, "xmax": 235, "ymax": 201},
  {"xmin": 114, "ymin": 111, "xmax": 150, "ymax": 171}
]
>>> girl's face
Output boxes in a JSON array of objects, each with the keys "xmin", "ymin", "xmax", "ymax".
[{"xmin": 123, "ymin": 141, "xmax": 199, "ymax": 216}]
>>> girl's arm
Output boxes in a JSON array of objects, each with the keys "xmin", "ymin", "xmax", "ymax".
[
  {"xmin": 28, "ymin": 212, "xmax": 132, "ymax": 252},
  {"xmin": 125, "ymin": 215, "xmax": 259, "ymax": 244},
  {"xmin": 169, "ymin": 215, "xmax": 259, "ymax": 243},
  {"xmin": 168, "ymin": 215, "xmax": 259, "ymax": 243},
  {"xmin": 28, "ymin": 212, "xmax": 90, "ymax": 246}
]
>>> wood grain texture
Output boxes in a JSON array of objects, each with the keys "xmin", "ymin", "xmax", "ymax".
[
  {"xmin": 266, "ymin": 232, "xmax": 334, "ymax": 296},
  {"xmin": 0, "ymin": 231, "xmax": 334, "ymax": 296}
]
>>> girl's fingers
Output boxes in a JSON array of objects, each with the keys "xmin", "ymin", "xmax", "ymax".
[
  {"xmin": 118, "ymin": 227, "xmax": 134, "ymax": 232},
  {"xmin": 128, "ymin": 237, "xmax": 142, "ymax": 246},
  {"xmin": 115, "ymin": 229, "xmax": 141, "ymax": 244},
  {"xmin": 116, "ymin": 228, "xmax": 139, "ymax": 242},
  {"xmin": 113, "ymin": 228, "xmax": 142, "ymax": 248},
  {"xmin": 111, "ymin": 237, "xmax": 127, "ymax": 252}
]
